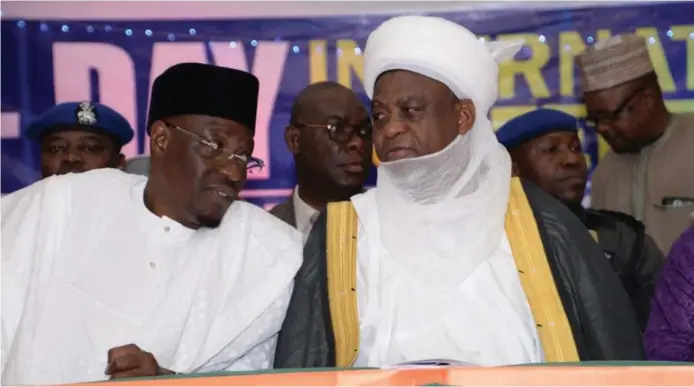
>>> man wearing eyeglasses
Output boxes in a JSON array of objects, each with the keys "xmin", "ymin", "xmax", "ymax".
[
  {"xmin": 270, "ymin": 82, "xmax": 372, "ymax": 242},
  {"xmin": 1, "ymin": 63, "xmax": 302, "ymax": 385},
  {"xmin": 578, "ymin": 34, "xmax": 694, "ymax": 254}
]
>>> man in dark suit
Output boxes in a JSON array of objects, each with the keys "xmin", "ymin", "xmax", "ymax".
[{"xmin": 270, "ymin": 82, "xmax": 372, "ymax": 242}]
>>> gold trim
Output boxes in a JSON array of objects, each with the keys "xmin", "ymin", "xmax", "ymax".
[
  {"xmin": 589, "ymin": 229, "xmax": 599, "ymax": 243},
  {"xmin": 325, "ymin": 178, "xmax": 579, "ymax": 366},
  {"xmin": 326, "ymin": 201, "xmax": 360, "ymax": 367},
  {"xmin": 505, "ymin": 177, "xmax": 580, "ymax": 362}
]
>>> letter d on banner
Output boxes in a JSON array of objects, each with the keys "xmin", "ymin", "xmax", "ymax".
[{"xmin": 52, "ymin": 42, "xmax": 138, "ymax": 158}]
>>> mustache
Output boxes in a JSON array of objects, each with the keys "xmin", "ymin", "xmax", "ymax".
[{"xmin": 203, "ymin": 176, "xmax": 243, "ymax": 197}]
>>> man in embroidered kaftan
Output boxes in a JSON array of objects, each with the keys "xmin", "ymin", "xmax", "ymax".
[
  {"xmin": 577, "ymin": 34, "xmax": 694, "ymax": 254},
  {"xmin": 1, "ymin": 63, "xmax": 303, "ymax": 385}
]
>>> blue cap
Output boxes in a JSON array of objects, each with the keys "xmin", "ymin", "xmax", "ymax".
[
  {"xmin": 25, "ymin": 101, "xmax": 134, "ymax": 146},
  {"xmin": 496, "ymin": 108, "xmax": 579, "ymax": 149}
]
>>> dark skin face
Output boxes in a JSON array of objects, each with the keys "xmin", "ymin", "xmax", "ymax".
[
  {"xmin": 583, "ymin": 77, "xmax": 664, "ymax": 154},
  {"xmin": 510, "ymin": 131, "xmax": 588, "ymax": 206},
  {"xmin": 371, "ymin": 70, "xmax": 475, "ymax": 162},
  {"xmin": 145, "ymin": 114, "xmax": 254, "ymax": 229},
  {"xmin": 286, "ymin": 83, "xmax": 372, "ymax": 207},
  {"xmin": 40, "ymin": 128, "xmax": 124, "ymax": 178}
]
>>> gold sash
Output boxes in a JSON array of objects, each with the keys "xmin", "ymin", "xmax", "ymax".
[{"xmin": 326, "ymin": 177, "xmax": 580, "ymax": 367}]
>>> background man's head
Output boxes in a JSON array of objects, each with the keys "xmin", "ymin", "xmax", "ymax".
[
  {"xmin": 145, "ymin": 63, "xmax": 261, "ymax": 229},
  {"xmin": 497, "ymin": 109, "xmax": 588, "ymax": 207},
  {"xmin": 285, "ymin": 81, "xmax": 371, "ymax": 200},
  {"xmin": 578, "ymin": 35, "xmax": 667, "ymax": 154},
  {"xmin": 25, "ymin": 101, "xmax": 133, "ymax": 178}
]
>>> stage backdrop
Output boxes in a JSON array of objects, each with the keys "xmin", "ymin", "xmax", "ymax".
[{"xmin": 2, "ymin": 2, "xmax": 693, "ymax": 209}]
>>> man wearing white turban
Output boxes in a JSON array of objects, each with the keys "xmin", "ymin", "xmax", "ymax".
[{"xmin": 274, "ymin": 16, "xmax": 644, "ymax": 368}]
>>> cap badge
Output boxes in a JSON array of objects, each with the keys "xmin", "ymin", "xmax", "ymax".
[{"xmin": 76, "ymin": 101, "xmax": 97, "ymax": 125}]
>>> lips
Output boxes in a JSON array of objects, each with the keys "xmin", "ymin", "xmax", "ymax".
[
  {"xmin": 385, "ymin": 146, "xmax": 415, "ymax": 161},
  {"xmin": 341, "ymin": 162, "xmax": 364, "ymax": 173},
  {"xmin": 206, "ymin": 185, "xmax": 238, "ymax": 201},
  {"xmin": 560, "ymin": 176, "xmax": 586, "ymax": 185}
]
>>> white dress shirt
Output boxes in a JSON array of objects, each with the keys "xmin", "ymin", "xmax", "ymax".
[{"xmin": 292, "ymin": 186, "xmax": 320, "ymax": 242}]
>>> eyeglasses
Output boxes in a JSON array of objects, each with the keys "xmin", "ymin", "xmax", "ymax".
[
  {"xmin": 163, "ymin": 122, "xmax": 264, "ymax": 173},
  {"xmin": 585, "ymin": 87, "xmax": 646, "ymax": 127},
  {"xmin": 292, "ymin": 119, "xmax": 372, "ymax": 143}
]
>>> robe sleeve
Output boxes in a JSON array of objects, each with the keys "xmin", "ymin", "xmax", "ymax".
[
  {"xmin": 644, "ymin": 228, "xmax": 694, "ymax": 362},
  {"xmin": 193, "ymin": 280, "xmax": 295, "ymax": 373},
  {"xmin": 1, "ymin": 178, "xmax": 64, "ymax": 374}
]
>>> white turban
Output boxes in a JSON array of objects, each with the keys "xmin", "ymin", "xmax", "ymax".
[{"xmin": 363, "ymin": 15, "xmax": 520, "ymax": 114}]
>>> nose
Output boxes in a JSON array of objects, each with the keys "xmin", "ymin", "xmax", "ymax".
[
  {"xmin": 64, "ymin": 150, "xmax": 83, "ymax": 164},
  {"xmin": 345, "ymin": 131, "xmax": 366, "ymax": 153},
  {"xmin": 562, "ymin": 149, "xmax": 584, "ymax": 168},
  {"xmin": 377, "ymin": 115, "xmax": 407, "ymax": 140},
  {"xmin": 595, "ymin": 121, "xmax": 612, "ymax": 136},
  {"xmin": 218, "ymin": 159, "xmax": 245, "ymax": 182}
]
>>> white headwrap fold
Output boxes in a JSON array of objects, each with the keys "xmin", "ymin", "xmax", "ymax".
[
  {"xmin": 364, "ymin": 15, "xmax": 522, "ymax": 114},
  {"xmin": 362, "ymin": 16, "xmax": 524, "ymax": 287}
]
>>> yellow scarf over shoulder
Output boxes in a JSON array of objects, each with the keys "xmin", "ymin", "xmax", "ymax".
[{"xmin": 325, "ymin": 177, "xmax": 579, "ymax": 367}]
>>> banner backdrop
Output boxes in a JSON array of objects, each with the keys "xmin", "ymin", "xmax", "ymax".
[{"xmin": 2, "ymin": 2, "xmax": 693, "ymax": 209}]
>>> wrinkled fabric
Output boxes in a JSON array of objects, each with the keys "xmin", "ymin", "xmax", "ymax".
[
  {"xmin": 357, "ymin": 15, "xmax": 532, "ymax": 365},
  {"xmin": 590, "ymin": 113, "xmax": 694, "ymax": 253},
  {"xmin": 1, "ymin": 169, "xmax": 302, "ymax": 385},
  {"xmin": 644, "ymin": 227, "xmax": 694, "ymax": 361},
  {"xmin": 273, "ymin": 180, "xmax": 646, "ymax": 368}
]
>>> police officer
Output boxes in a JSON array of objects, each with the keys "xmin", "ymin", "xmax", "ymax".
[
  {"xmin": 26, "ymin": 101, "xmax": 134, "ymax": 178},
  {"xmin": 496, "ymin": 108, "xmax": 664, "ymax": 330}
]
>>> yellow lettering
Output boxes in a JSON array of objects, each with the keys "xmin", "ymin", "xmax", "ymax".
[
  {"xmin": 671, "ymin": 25, "xmax": 694, "ymax": 90},
  {"xmin": 309, "ymin": 40, "xmax": 327, "ymax": 83},
  {"xmin": 596, "ymin": 29, "xmax": 612, "ymax": 42},
  {"xmin": 497, "ymin": 34, "xmax": 551, "ymax": 100},
  {"xmin": 635, "ymin": 28, "xmax": 676, "ymax": 92},
  {"xmin": 666, "ymin": 99, "xmax": 694, "ymax": 114},
  {"xmin": 337, "ymin": 40, "xmax": 364, "ymax": 89}
]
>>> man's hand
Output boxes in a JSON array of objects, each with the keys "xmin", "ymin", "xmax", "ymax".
[{"xmin": 105, "ymin": 344, "xmax": 176, "ymax": 379}]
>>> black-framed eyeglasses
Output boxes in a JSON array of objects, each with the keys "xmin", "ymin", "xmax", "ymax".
[
  {"xmin": 292, "ymin": 119, "xmax": 373, "ymax": 143},
  {"xmin": 585, "ymin": 87, "xmax": 646, "ymax": 126},
  {"xmin": 163, "ymin": 122, "xmax": 264, "ymax": 173}
]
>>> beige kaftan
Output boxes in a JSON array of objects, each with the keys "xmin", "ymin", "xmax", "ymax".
[{"xmin": 590, "ymin": 112, "xmax": 694, "ymax": 254}]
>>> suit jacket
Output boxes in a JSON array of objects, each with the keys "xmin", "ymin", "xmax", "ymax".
[{"xmin": 270, "ymin": 198, "xmax": 297, "ymax": 229}]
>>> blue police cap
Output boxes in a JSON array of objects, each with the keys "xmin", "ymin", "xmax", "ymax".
[
  {"xmin": 25, "ymin": 101, "xmax": 134, "ymax": 147},
  {"xmin": 496, "ymin": 108, "xmax": 579, "ymax": 150}
]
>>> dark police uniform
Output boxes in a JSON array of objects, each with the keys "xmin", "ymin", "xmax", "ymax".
[
  {"xmin": 496, "ymin": 108, "xmax": 665, "ymax": 331},
  {"xmin": 579, "ymin": 207, "xmax": 664, "ymax": 330}
]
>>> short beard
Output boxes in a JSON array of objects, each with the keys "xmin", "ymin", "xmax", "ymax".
[{"xmin": 196, "ymin": 215, "xmax": 223, "ymax": 229}]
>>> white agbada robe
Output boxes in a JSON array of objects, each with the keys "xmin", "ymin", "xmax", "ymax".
[
  {"xmin": 1, "ymin": 169, "xmax": 302, "ymax": 385},
  {"xmin": 349, "ymin": 16, "xmax": 543, "ymax": 367}
]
